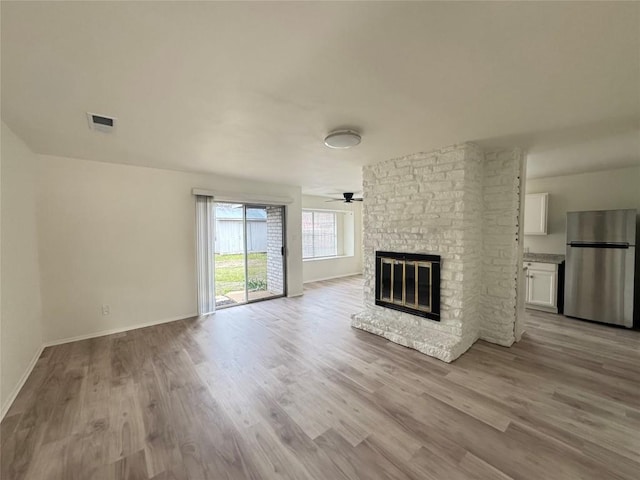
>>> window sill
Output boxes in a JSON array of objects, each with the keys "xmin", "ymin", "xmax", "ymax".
[{"xmin": 303, "ymin": 255, "xmax": 354, "ymax": 263}]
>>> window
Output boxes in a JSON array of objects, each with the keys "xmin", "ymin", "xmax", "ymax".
[{"xmin": 302, "ymin": 210, "xmax": 338, "ymax": 258}]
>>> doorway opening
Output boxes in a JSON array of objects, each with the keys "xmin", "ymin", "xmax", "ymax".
[{"xmin": 214, "ymin": 203, "xmax": 286, "ymax": 308}]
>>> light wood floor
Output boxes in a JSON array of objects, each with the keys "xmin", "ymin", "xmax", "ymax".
[{"xmin": 2, "ymin": 275, "xmax": 639, "ymax": 480}]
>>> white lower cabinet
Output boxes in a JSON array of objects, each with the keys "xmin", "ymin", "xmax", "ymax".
[{"xmin": 524, "ymin": 262, "xmax": 558, "ymax": 312}]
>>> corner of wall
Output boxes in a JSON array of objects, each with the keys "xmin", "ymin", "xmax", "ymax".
[{"xmin": 1, "ymin": 121, "xmax": 45, "ymax": 419}]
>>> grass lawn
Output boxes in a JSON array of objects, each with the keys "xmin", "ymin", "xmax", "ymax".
[{"xmin": 215, "ymin": 252, "xmax": 267, "ymax": 295}]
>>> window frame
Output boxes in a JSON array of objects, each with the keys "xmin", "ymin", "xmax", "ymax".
[{"xmin": 302, "ymin": 210, "xmax": 339, "ymax": 260}]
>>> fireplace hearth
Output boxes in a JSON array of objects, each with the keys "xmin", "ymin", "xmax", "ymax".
[{"xmin": 375, "ymin": 251, "xmax": 440, "ymax": 321}]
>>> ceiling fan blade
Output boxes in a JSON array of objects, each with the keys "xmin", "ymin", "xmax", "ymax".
[
  {"xmin": 353, "ymin": 198, "xmax": 364, "ymax": 201},
  {"xmin": 325, "ymin": 199, "xmax": 344, "ymax": 202}
]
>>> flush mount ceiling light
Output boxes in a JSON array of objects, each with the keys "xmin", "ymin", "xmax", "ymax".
[{"xmin": 324, "ymin": 129, "xmax": 361, "ymax": 149}]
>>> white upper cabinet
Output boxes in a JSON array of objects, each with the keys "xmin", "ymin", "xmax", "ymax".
[{"xmin": 524, "ymin": 193, "xmax": 548, "ymax": 235}]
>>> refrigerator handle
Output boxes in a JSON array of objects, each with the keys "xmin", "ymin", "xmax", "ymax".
[{"xmin": 568, "ymin": 242, "xmax": 629, "ymax": 249}]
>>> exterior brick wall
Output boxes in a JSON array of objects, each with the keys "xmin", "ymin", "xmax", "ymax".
[
  {"xmin": 266, "ymin": 206, "xmax": 284, "ymax": 294},
  {"xmin": 351, "ymin": 143, "xmax": 524, "ymax": 362}
]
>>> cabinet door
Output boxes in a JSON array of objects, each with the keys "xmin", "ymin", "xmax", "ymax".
[
  {"xmin": 524, "ymin": 193, "xmax": 548, "ymax": 235},
  {"xmin": 526, "ymin": 269, "xmax": 556, "ymax": 307}
]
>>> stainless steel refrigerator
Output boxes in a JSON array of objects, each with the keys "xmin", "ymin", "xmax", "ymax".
[{"xmin": 564, "ymin": 209, "xmax": 636, "ymax": 328}]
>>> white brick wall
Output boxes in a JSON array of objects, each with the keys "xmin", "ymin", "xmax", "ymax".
[
  {"xmin": 351, "ymin": 143, "xmax": 524, "ymax": 362},
  {"xmin": 480, "ymin": 149, "xmax": 525, "ymax": 345},
  {"xmin": 266, "ymin": 206, "xmax": 284, "ymax": 294}
]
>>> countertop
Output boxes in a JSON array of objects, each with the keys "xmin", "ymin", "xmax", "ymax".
[{"xmin": 523, "ymin": 252, "xmax": 565, "ymax": 264}]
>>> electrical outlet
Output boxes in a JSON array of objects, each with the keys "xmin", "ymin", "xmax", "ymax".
[{"xmin": 102, "ymin": 304, "xmax": 111, "ymax": 316}]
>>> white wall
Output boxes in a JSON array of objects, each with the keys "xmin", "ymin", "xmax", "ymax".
[
  {"xmin": 1, "ymin": 122, "xmax": 44, "ymax": 415},
  {"xmin": 302, "ymin": 195, "xmax": 363, "ymax": 283},
  {"xmin": 524, "ymin": 166, "xmax": 640, "ymax": 254},
  {"xmin": 36, "ymin": 154, "xmax": 303, "ymax": 344}
]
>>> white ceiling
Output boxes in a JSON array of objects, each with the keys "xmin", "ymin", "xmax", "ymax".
[{"xmin": 2, "ymin": 1, "xmax": 639, "ymax": 195}]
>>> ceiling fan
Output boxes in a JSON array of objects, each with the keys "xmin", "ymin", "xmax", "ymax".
[{"xmin": 326, "ymin": 192, "xmax": 363, "ymax": 203}]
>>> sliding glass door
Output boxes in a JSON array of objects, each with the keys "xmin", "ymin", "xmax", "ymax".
[{"xmin": 214, "ymin": 203, "xmax": 285, "ymax": 308}]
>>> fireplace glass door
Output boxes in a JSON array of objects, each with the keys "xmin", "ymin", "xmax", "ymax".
[
  {"xmin": 380, "ymin": 258, "xmax": 393, "ymax": 302},
  {"xmin": 375, "ymin": 251, "xmax": 440, "ymax": 321},
  {"xmin": 379, "ymin": 259, "xmax": 433, "ymax": 311},
  {"xmin": 416, "ymin": 262, "xmax": 432, "ymax": 311}
]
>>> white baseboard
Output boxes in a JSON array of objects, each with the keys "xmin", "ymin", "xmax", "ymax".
[
  {"xmin": 1, "ymin": 344, "xmax": 45, "ymax": 421},
  {"xmin": 43, "ymin": 313, "xmax": 199, "ymax": 347},
  {"xmin": 303, "ymin": 272, "xmax": 363, "ymax": 284},
  {"xmin": 1, "ymin": 312, "xmax": 198, "ymax": 421}
]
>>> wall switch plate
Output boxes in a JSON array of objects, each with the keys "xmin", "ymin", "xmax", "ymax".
[{"xmin": 102, "ymin": 304, "xmax": 110, "ymax": 316}]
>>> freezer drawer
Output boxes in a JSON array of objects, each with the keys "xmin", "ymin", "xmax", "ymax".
[
  {"xmin": 564, "ymin": 246, "xmax": 635, "ymax": 328},
  {"xmin": 566, "ymin": 209, "xmax": 636, "ymax": 245}
]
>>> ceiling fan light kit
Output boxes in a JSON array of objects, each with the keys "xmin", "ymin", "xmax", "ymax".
[{"xmin": 324, "ymin": 130, "xmax": 361, "ymax": 149}]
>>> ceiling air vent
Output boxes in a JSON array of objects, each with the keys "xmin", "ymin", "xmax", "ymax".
[{"xmin": 87, "ymin": 112, "xmax": 116, "ymax": 133}]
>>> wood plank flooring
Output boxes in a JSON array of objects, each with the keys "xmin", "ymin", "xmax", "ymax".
[{"xmin": 2, "ymin": 275, "xmax": 639, "ymax": 479}]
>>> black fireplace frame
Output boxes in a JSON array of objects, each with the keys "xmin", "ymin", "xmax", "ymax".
[{"xmin": 375, "ymin": 251, "xmax": 441, "ymax": 321}]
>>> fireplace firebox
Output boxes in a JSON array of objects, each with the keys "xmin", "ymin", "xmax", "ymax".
[{"xmin": 375, "ymin": 251, "xmax": 440, "ymax": 321}]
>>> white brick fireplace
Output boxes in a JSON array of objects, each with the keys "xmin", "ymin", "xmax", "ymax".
[{"xmin": 352, "ymin": 143, "xmax": 525, "ymax": 362}]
